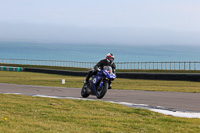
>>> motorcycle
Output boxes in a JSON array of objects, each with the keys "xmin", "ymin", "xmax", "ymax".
[{"xmin": 81, "ymin": 66, "xmax": 116, "ymax": 99}]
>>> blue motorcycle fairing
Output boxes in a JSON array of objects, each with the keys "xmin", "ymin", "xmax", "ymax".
[
  {"xmin": 91, "ymin": 75, "xmax": 103, "ymax": 94},
  {"xmin": 90, "ymin": 66, "xmax": 116, "ymax": 95},
  {"xmin": 100, "ymin": 81, "xmax": 104, "ymax": 88},
  {"xmin": 102, "ymin": 69, "xmax": 116, "ymax": 80}
]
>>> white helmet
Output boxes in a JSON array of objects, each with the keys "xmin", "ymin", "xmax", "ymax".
[{"xmin": 106, "ymin": 53, "xmax": 115, "ymax": 64}]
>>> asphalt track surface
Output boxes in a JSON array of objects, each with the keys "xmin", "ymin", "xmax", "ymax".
[{"xmin": 0, "ymin": 83, "xmax": 200, "ymax": 112}]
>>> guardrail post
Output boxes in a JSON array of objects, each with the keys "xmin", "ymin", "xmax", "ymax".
[
  {"xmin": 184, "ymin": 62, "xmax": 186, "ymax": 70},
  {"xmin": 130, "ymin": 62, "xmax": 132, "ymax": 69},
  {"xmin": 149, "ymin": 62, "xmax": 151, "ymax": 70},
  {"xmin": 153, "ymin": 62, "xmax": 155, "ymax": 69},
  {"xmin": 141, "ymin": 62, "xmax": 143, "ymax": 70},
  {"xmin": 156, "ymin": 62, "xmax": 158, "ymax": 69},
  {"xmin": 127, "ymin": 62, "xmax": 129, "ymax": 69},
  {"xmin": 134, "ymin": 62, "xmax": 136, "ymax": 70},
  {"xmin": 145, "ymin": 62, "xmax": 147, "ymax": 70},
  {"xmin": 174, "ymin": 62, "xmax": 176, "ymax": 70},
  {"xmin": 170, "ymin": 62, "xmax": 172, "ymax": 70},
  {"xmin": 117, "ymin": 63, "xmax": 119, "ymax": 69},
  {"xmin": 189, "ymin": 62, "xmax": 191, "ymax": 70}
]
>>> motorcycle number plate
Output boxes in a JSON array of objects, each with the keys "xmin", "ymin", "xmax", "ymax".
[{"xmin": 93, "ymin": 78, "xmax": 96, "ymax": 84}]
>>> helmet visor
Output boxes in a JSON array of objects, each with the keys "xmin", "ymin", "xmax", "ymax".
[{"xmin": 107, "ymin": 56, "xmax": 114, "ymax": 61}]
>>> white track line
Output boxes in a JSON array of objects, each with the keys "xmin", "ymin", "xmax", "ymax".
[{"xmin": 3, "ymin": 93, "xmax": 200, "ymax": 119}]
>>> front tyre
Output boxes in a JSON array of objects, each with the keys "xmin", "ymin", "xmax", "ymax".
[
  {"xmin": 81, "ymin": 85, "xmax": 89, "ymax": 98},
  {"xmin": 96, "ymin": 82, "xmax": 108, "ymax": 99}
]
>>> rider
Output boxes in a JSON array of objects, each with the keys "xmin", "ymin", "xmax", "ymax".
[{"xmin": 84, "ymin": 53, "xmax": 116, "ymax": 89}]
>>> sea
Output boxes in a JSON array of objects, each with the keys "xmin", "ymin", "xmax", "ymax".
[{"xmin": 0, "ymin": 42, "xmax": 200, "ymax": 63}]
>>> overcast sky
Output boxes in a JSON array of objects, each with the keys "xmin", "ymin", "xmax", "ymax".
[{"xmin": 0, "ymin": 0, "xmax": 200, "ymax": 46}]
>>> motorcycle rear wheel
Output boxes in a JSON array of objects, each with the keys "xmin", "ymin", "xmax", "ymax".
[
  {"xmin": 96, "ymin": 82, "xmax": 108, "ymax": 99},
  {"xmin": 81, "ymin": 85, "xmax": 89, "ymax": 98}
]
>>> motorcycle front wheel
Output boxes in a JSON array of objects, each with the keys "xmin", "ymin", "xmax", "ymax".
[{"xmin": 96, "ymin": 82, "xmax": 108, "ymax": 99}]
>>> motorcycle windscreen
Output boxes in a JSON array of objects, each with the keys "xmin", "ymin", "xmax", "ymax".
[{"xmin": 103, "ymin": 66, "xmax": 113, "ymax": 74}]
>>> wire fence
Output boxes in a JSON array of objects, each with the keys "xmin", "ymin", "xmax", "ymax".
[{"xmin": 0, "ymin": 58, "xmax": 200, "ymax": 70}]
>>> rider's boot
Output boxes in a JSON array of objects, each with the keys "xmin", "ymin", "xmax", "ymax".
[
  {"xmin": 84, "ymin": 80, "xmax": 91, "ymax": 93},
  {"xmin": 84, "ymin": 75, "xmax": 89, "ymax": 86},
  {"xmin": 84, "ymin": 80, "xmax": 89, "ymax": 85},
  {"xmin": 84, "ymin": 70, "xmax": 96, "ymax": 93},
  {"xmin": 108, "ymin": 83, "xmax": 112, "ymax": 89}
]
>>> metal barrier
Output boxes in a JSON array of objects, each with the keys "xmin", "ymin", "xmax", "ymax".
[
  {"xmin": 115, "ymin": 62, "xmax": 200, "ymax": 70},
  {"xmin": 0, "ymin": 58, "xmax": 200, "ymax": 70}
]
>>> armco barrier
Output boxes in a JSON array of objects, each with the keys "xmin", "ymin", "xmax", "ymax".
[
  {"xmin": 24, "ymin": 67, "xmax": 200, "ymax": 82},
  {"xmin": 0, "ymin": 66, "xmax": 23, "ymax": 72},
  {"xmin": 1, "ymin": 58, "xmax": 200, "ymax": 70}
]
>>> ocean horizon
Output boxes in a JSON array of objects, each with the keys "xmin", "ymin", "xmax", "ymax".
[{"xmin": 0, "ymin": 42, "xmax": 200, "ymax": 63}]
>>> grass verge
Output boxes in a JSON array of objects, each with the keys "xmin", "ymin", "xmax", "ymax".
[
  {"xmin": 0, "ymin": 71, "xmax": 200, "ymax": 93},
  {"xmin": 0, "ymin": 94, "xmax": 200, "ymax": 132}
]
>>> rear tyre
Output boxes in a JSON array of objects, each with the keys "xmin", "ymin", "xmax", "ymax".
[
  {"xmin": 96, "ymin": 82, "xmax": 108, "ymax": 99},
  {"xmin": 81, "ymin": 85, "xmax": 89, "ymax": 98}
]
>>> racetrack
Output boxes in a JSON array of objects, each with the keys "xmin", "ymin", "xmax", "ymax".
[{"xmin": 1, "ymin": 83, "xmax": 200, "ymax": 113}]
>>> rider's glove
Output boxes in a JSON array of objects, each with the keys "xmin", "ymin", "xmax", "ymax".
[{"xmin": 97, "ymin": 67, "xmax": 101, "ymax": 72}]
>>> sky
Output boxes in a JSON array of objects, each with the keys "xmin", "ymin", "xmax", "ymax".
[{"xmin": 0, "ymin": 0, "xmax": 200, "ymax": 46}]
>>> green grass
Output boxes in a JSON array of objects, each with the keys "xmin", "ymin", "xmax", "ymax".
[
  {"xmin": 0, "ymin": 94, "xmax": 200, "ymax": 132},
  {"xmin": 1, "ymin": 63, "xmax": 200, "ymax": 73},
  {"xmin": 0, "ymin": 71, "xmax": 200, "ymax": 93}
]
